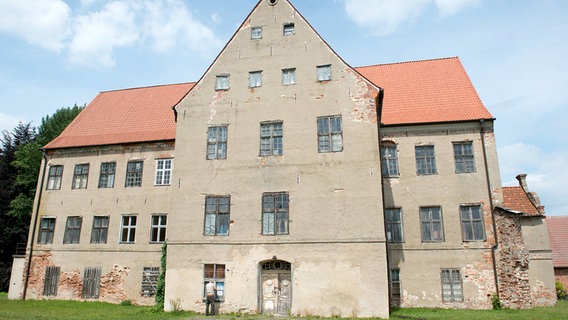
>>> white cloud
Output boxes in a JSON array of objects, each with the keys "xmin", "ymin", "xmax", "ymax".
[
  {"xmin": 0, "ymin": 0, "xmax": 70, "ymax": 51},
  {"xmin": 343, "ymin": 0, "xmax": 480, "ymax": 35},
  {"xmin": 0, "ymin": 113, "xmax": 25, "ymax": 134}
]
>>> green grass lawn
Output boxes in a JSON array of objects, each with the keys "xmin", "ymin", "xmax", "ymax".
[{"xmin": 1, "ymin": 292, "xmax": 567, "ymax": 319}]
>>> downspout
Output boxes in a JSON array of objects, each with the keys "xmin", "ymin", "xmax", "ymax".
[
  {"xmin": 375, "ymin": 88, "xmax": 391, "ymax": 313},
  {"xmin": 479, "ymin": 119, "xmax": 500, "ymax": 299},
  {"xmin": 22, "ymin": 149, "xmax": 48, "ymax": 300}
]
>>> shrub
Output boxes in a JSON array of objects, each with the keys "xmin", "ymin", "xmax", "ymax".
[
  {"xmin": 556, "ymin": 281, "xmax": 567, "ymax": 300},
  {"xmin": 491, "ymin": 293, "xmax": 503, "ymax": 310}
]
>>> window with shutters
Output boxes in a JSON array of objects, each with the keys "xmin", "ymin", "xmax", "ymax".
[
  {"xmin": 38, "ymin": 217, "xmax": 56, "ymax": 244},
  {"xmin": 90, "ymin": 216, "xmax": 109, "ymax": 244},
  {"xmin": 141, "ymin": 267, "xmax": 160, "ymax": 297},
  {"xmin": 72, "ymin": 164, "xmax": 89, "ymax": 189},
  {"xmin": 262, "ymin": 192, "xmax": 289, "ymax": 235},
  {"xmin": 81, "ymin": 267, "xmax": 101, "ymax": 299},
  {"xmin": 98, "ymin": 162, "xmax": 115, "ymax": 188},
  {"xmin": 63, "ymin": 216, "xmax": 82, "ymax": 244},
  {"xmin": 441, "ymin": 269, "xmax": 463, "ymax": 302},
  {"xmin": 47, "ymin": 165, "xmax": 63, "ymax": 190},
  {"xmin": 43, "ymin": 266, "xmax": 60, "ymax": 296}
]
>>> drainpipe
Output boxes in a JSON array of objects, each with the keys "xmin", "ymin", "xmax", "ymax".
[
  {"xmin": 22, "ymin": 149, "xmax": 48, "ymax": 300},
  {"xmin": 479, "ymin": 119, "xmax": 500, "ymax": 299}
]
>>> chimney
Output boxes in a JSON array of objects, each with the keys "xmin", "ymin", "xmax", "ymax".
[
  {"xmin": 516, "ymin": 174, "xmax": 528, "ymax": 193},
  {"xmin": 516, "ymin": 173, "xmax": 544, "ymax": 213}
]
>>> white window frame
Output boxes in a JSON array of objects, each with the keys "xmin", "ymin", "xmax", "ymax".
[
  {"xmin": 120, "ymin": 215, "xmax": 137, "ymax": 243},
  {"xmin": 150, "ymin": 214, "xmax": 167, "ymax": 243},
  {"xmin": 155, "ymin": 159, "xmax": 172, "ymax": 186}
]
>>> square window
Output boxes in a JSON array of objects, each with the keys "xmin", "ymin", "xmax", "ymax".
[
  {"xmin": 282, "ymin": 68, "xmax": 296, "ymax": 85},
  {"xmin": 150, "ymin": 215, "xmax": 167, "ymax": 243},
  {"xmin": 260, "ymin": 122, "xmax": 283, "ymax": 156},
  {"xmin": 441, "ymin": 269, "xmax": 463, "ymax": 302},
  {"xmin": 38, "ymin": 217, "xmax": 56, "ymax": 244},
  {"xmin": 204, "ymin": 196, "xmax": 230, "ymax": 236},
  {"xmin": 125, "ymin": 161, "xmax": 143, "ymax": 187},
  {"xmin": 262, "ymin": 192, "xmax": 289, "ymax": 235},
  {"xmin": 98, "ymin": 162, "xmax": 115, "ymax": 188},
  {"xmin": 155, "ymin": 159, "xmax": 172, "ymax": 185},
  {"xmin": 460, "ymin": 205, "xmax": 485, "ymax": 241},
  {"xmin": 251, "ymin": 26, "xmax": 262, "ymax": 39},
  {"xmin": 317, "ymin": 115, "xmax": 342, "ymax": 153},
  {"xmin": 120, "ymin": 215, "xmax": 137, "ymax": 243},
  {"xmin": 317, "ymin": 64, "xmax": 331, "ymax": 81},
  {"xmin": 72, "ymin": 164, "xmax": 89, "ymax": 189},
  {"xmin": 283, "ymin": 23, "xmax": 295, "ymax": 36},
  {"xmin": 215, "ymin": 74, "xmax": 230, "ymax": 91},
  {"xmin": 249, "ymin": 71, "xmax": 262, "ymax": 88},
  {"xmin": 47, "ymin": 165, "xmax": 63, "ymax": 190},
  {"xmin": 207, "ymin": 126, "xmax": 228, "ymax": 160},
  {"xmin": 90, "ymin": 216, "xmax": 109, "ymax": 244},
  {"xmin": 63, "ymin": 216, "xmax": 82, "ymax": 244},
  {"xmin": 415, "ymin": 145, "xmax": 437, "ymax": 175},
  {"xmin": 420, "ymin": 207, "xmax": 444, "ymax": 242},
  {"xmin": 454, "ymin": 142, "xmax": 476, "ymax": 173}
]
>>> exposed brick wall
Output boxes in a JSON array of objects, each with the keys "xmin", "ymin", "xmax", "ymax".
[{"xmin": 98, "ymin": 264, "xmax": 129, "ymax": 304}]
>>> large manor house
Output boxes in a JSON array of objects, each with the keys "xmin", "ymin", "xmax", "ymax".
[{"xmin": 8, "ymin": 0, "xmax": 556, "ymax": 318}]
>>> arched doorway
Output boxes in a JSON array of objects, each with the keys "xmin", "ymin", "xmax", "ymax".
[{"xmin": 260, "ymin": 259, "xmax": 292, "ymax": 315}]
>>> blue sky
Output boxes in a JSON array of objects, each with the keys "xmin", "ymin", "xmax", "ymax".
[{"xmin": 0, "ymin": 0, "xmax": 567, "ymax": 216}]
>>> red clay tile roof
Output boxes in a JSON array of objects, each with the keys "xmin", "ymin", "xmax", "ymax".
[
  {"xmin": 44, "ymin": 57, "xmax": 493, "ymax": 149},
  {"xmin": 43, "ymin": 83, "xmax": 194, "ymax": 149},
  {"xmin": 502, "ymin": 186, "xmax": 543, "ymax": 216},
  {"xmin": 355, "ymin": 57, "xmax": 494, "ymax": 125},
  {"xmin": 546, "ymin": 216, "xmax": 568, "ymax": 267}
]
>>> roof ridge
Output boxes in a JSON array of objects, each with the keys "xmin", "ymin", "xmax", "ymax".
[
  {"xmin": 355, "ymin": 56, "xmax": 459, "ymax": 69},
  {"xmin": 100, "ymin": 82, "xmax": 196, "ymax": 94}
]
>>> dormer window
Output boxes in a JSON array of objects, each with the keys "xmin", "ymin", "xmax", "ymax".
[
  {"xmin": 283, "ymin": 23, "xmax": 295, "ymax": 36},
  {"xmin": 251, "ymin": 26, "xmax": 262, "ymax": 40}
]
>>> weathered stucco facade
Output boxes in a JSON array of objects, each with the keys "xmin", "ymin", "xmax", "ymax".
[{"xmin": 9, "ymin": 0, "xmax": 556, "ymax": 317}]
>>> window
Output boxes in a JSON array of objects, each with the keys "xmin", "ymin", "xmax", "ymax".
[
  {"xmin": 381, "ymin": 142, "xmax": 399, "ymax": 177},
  {"xmin": 454, "ymin": 142, "xmax": 476, "ymax": 173},
  {"xmin": 420, "ymin": 207, "xmax": 444, "ymax": 242},
  {"xmin": 155, "ymin": 159, "xmax": 172, "ymax": 185},
  {"xmin": 317, "ymin": 115, "xmax": 342, "ymax": 153},
  {"xmin": 38, "ymin": 217, "xmax": 55, "ymax": 244},
  {"xmin": 120, "ymin": 215, "xmax": 137, "ymax": 243},
  {"xmin": 63, "ymin": 216, "xmax": 82, "ymax": 244},
  {"xmin": 125, "ymin": 160, "xmax": 143, "ymax": 187},
  {"xmin": 98, "ymin": 162, "xmax": 115, "ymax": 188},
  {"xmin": 90, "ymin": 216, "xmax": 109, "ymax": 244},
  {"xmin": 207, "ymin": 126, "xmax": 228, "ymax": 160},
  {"xmin": 251, "ymin": 26, "xmax": 262, "ymax": 39},
  {"xmin": 390, "ymin": 269, "xmax": 401, "ymax": 307},
  {"xmin": 249, "ymin": 71, "xmax": 262, "ymax": 88},
  {"xmin": 317, "ymin": 64, "xmax": 331, "ymax": 81},
  {"xmin": 262, "ymin": 192, "xmax": 289, "ymax": 235},
  {"xmin": 460, "ymin": 205, "xmax": 485, "ymax": 241},
  {"xmin": 385, "ymin": 208, "xmax": 403, "ymax": 242},
  {"xmin": 203, "ymin": 264, "xmax": 225, "ymax": 301},
  {"xmin": 283, "ymin": 23, "xmax": 295, "ymax": 36},
  {"xmin": 43, "ymin": 266, "xmax": 60, "ymax": 296},
  {"xmin": 142, "ymin": 267, "xmax": 160, "ymax": 297},
  {"xmin": 415, "ymin": 145, "xmax": 437, "ymax": 175},
  {"xmin": 204, "ymin": 196, "xmax": 230, "ymax": 236},
  {"xmin": 441, "ymin": 269, "xmax": 463, "ymax": 302},
  {"xmin": 47, "ymin": 165, "xmax": 63, "ymax": 190},
  {"xmin": 81, "ymin": 267, "xmax": 101, "ymax": 299},
  {"xmin": 71, "ymin": 164, "xmax": 89, "ymax": 189},
  {"xmin": 282, "ymin": 68, "xmax": 296, "ymax": 85},
  {"xmin": 150, "ymin": 215, "xmax": 167, "ymax": 243},
  {"xmin": 260, "ymin": 122, "xmax": 283, "ymax": 156},
  {"xmin": 215, "ymin": 74, "xmax": 230, "ymax": 91}
]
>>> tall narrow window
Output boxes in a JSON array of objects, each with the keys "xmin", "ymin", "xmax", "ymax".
[
  {"xmin": 215, "ymin": 74, "xmax": 230, "ymax": 91},
  {"xmin": 420, "ymin": 207, "xmax": 444, "ymax": 242},
  {"xmin": 47, "ymin": 165, "xmax": 63, "ymax": 190},
  {"xmin": 72, "ymin": 164, "xmax": 89, "ymax": 189},
  {"xmin": 63, "ymin": 216, "xmax": 82, "ymax": 244},
  {"xmin": 282, "ymin": 68, "xmax": 296, "ymax": 85},
  {"xmin": 283, "ymin": 23, "xmax": 295, "ymax": 36},
  {"xmin": 317, "ymin": 64, "xmax": 331, "ymax": 81},
  {"xmin": 441, "ymin": 269, "xmax": 463, "ymax": 302},
  {"xmin": 43, "ymin": 266, "xmax": 60, "ymax": 296},
  {"xmin": 262, "ymin": 192, "xmax": 289, "ymax": 235},
  {"xmin": 120, "ymin": 215, "xmax": 137, "ymax": 243},
  {"xmin": 204, "ymin": 196, "xmax": 230, "ymax": 236},
  {"xmin": 381, "ymin": 142, "xmax": 399, "ymax": 177},
  {"xmin": 203, "ymin": 264, "xmax": 226, "ymax": 301},
  {"xmin": 460, "ymin": 205, "xmax": 485, "ymax": 241},
  {"xmin": 125, "ymin": 160, "xmax": 143, "ymax": 187},
  {"xmin": 38, "ymin": 217, "xmax": 56, "ymax": 244},
  {"xmin": 385, "ymin": 208, "xmax": 403, "ymax": 242},
  {"xmin": 260, "ymin": 122, "xmax": 283, "ymax": 156},
  {"xmin": 142, "ymin": 267, "xmax": 160, "ymax": 297},
  {"xmin": 454, "ymin": 142, "xmax": 476, "ymax": 173},
  {"xmin": 81, "ymin": 267, "xmax": 101, "ymax": 299},
  {"xmin": 155, "ymin": 159, "xmax": 172, "ymax": 185},
  {"xmin": 249, "ymin": 71, "xmax": 262, "ymax": 88},
  {"xmin": 390, "ymin": 269, "xmax": 401, "ymax": 307},
  {"xmin": 98, "ymin": 162, "xmax": 115, "ymax": 188},
  {"xmin": 415, "ymin": 145, "xmax": 437, "ymax": 175},
  {"xmin": 317, "ymin": 115, "xmax": 342, "ymax": 153},
  {"xmin": 150, "ymin": 215, "xmax": 167, "ymax": 243},
  {"xmin": 251, "ymin": 26, "xmax": 262, "ymax": 39},
  {"xmin": 90, "ymin": 216, "xmax": 109, "ymax": 244},
  {"xmin": 207, "ymin": 126, "xmax": 228, "ymax": 160}
]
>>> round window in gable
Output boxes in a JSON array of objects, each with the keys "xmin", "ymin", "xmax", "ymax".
[{"xmin": 268, "ymin": 0, "xmax": 278, "ymax": 6}]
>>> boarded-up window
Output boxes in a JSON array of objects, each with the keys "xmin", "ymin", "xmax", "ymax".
[
  {"xmin": 81, "ymin": 267, "xmax": 101, "ymax": 299},
  {"xmin": 141, "ymin": 267, "xmax": 160, "ymax": 297},
  {"xmin": 43, "ymin": 266, "xmax": 60, "ymax": 296}
]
